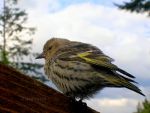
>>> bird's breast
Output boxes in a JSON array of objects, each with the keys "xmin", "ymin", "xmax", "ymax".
[{"xmin": 44, "ymin": 59, "xmax": 104, "ymax": 98}]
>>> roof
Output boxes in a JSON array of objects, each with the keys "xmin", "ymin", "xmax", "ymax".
[{"xmin": 0, "ymin": 63, "xmax": 100, "ymax": 113}]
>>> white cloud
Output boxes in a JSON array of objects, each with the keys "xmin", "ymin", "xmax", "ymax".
[
  {"xmin": 98, "ymin": 98, "xmax": 132, "ymax": 107},
  {"xmin": 86, "ymin": 98, "xmax": 138, "ymax": 113}
]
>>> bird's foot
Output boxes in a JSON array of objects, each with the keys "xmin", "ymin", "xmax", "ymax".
[
  {"xmin": 78, "ymin": 99, "xmax": 87, "ymax": 107},
  {"xmin": 69, "ymin": 98, "xmax": 88, "ymax": 112},
  {"xmin": 69, "ymin": 98, "xmax": 87, "ymax": 106}
]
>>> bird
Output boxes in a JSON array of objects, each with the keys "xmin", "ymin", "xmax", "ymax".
[{"xmin": 36, "ymin": 37, "xmax": 145, "ymax": 101}]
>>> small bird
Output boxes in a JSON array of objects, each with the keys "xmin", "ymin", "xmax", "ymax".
[{"xmin": 36, "ymin": 38, "xmax": 145, "ymax": 100}]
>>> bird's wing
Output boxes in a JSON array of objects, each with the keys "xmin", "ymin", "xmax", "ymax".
[
  {"xmin": 75, "ymin": 47, "xmax": 135, "ymax": 78},
  {"xmin": 78, "ymin": 51, "xmax": 145, "ymax": 96},
  {"xmin": 57, "ymin": 42, "xmax": 135, "ymax": 78},
  {"xmin": 56, "ymin": 42, "xmax": 145, "ymax": 96}
]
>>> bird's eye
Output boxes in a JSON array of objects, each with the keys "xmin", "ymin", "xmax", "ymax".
[{"xmin": 48, "ymin": 46, "xmax": 52, "ymax": 50}]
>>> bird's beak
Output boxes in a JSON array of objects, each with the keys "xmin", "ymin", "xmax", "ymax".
[{"xmin": 36, "ymin": 52, "xmax": 45, "ymax": 59}]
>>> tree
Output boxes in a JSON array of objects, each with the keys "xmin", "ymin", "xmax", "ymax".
[
  {"xmin": 134, "ymin": 99, "xmax": 150, "ymax": 113},
  {"xmin": 116, "ymin": 0, "xmax": 150, "ymax": 16},
  {"xmin": 0, "ymin": 0, "xmax": 45, "ymax": 80},
  {"xmin": 0, "ymin": 0, "xmax": 33, "ymax": 64}
]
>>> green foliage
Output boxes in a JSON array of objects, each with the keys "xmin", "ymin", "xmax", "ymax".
[
  {"xmin": 116, "ymin": 0, "xmax": 150, "ymax": 16},
  {"xmin": 0, "ymin": 50, "xmax": 9, "ymax": 64},
  {"xmin": 134, "ymin": 99, "xmax": 150, "ymax": 113},
  {"xmin": 0, "ymin": 0, "xmax": 45, "ymax": 81}
]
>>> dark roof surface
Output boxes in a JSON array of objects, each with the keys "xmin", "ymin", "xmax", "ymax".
[{"xmin": 0, "ymin": 63, "xmax": 100, "ymax": 113}]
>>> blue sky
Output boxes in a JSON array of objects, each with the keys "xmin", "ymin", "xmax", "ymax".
[{"xmin": 0, "ymin": 0, "xmax": 150, "ymax": 113}]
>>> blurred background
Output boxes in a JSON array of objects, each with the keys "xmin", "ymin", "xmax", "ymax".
[{"xmin": 0, "ymin": 0, "xmax": 150, "ymax": 113}]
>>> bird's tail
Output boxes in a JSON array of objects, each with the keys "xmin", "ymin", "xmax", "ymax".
[
  {"xmin": 120, "ymin": 79, "xmax": 145, "ymax": 96},
  {"xmin": 98, "ymin": 73, "xmax": 145, "ymax": 96}
]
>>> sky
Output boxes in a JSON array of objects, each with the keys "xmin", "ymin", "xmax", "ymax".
[{"xmin": 1, "ymin": 0, "xmax": 150, "ymax": 113}]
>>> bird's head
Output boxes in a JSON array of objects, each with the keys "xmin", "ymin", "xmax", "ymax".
[{"xmin": 36, "ymin": 38, "xmax": 70, "ymax": 60}]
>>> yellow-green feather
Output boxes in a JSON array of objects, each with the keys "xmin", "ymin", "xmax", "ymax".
[{"xmin": 77, "ymin": 52, "xmax": 118, "ymax": 70}]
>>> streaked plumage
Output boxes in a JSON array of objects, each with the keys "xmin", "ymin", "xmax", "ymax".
[{"xmin": 36, "ymin": 38, "xmax": 145, "ymax": 99}]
